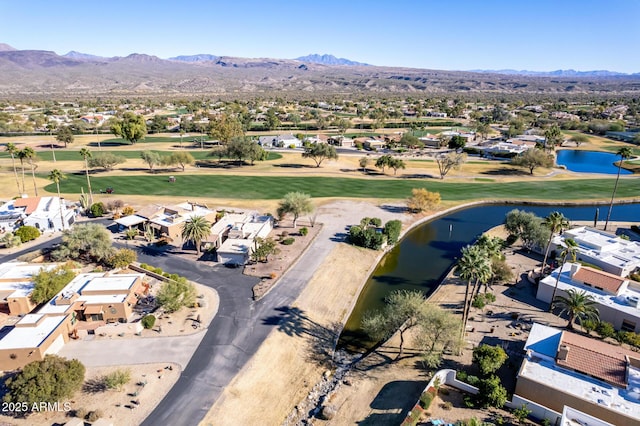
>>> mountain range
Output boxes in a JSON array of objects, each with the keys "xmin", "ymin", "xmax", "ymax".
[{"xmin": 1, "ymin": 44, "xmax": 639, "ymax": 99}]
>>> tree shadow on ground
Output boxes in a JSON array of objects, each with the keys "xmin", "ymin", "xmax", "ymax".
[
  {"xmin": 379, "ymin": 204, "xmax": 408, "ymax": 214},
  {"xmin": 273, "ymin": 163, "xmax": 315, "ymax": 169},
  {"xmin": 195, "ymin": 160, "xmax": 247, "ymax": 169},
  {"xmin": 369, "ymin": 380, "xmax": 426, "ymax": 410},
  {"xmin": 481, "ymin": 168, "xmax": 529, "ymax": 176},
  {"xmin": 262, "ymin": 306, "xmax": 341, "ymax": 368},
  {"xmin": 82, "ymin": 378, "xmax": 107, "ymax": 393},
  {"xmin": 402, "ymin": 173, "xmax": 437, "ymax": 179}
]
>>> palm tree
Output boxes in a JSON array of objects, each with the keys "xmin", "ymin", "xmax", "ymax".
[
  {"xmin": 48, "ymin": 169, "xmax": 67, "ymax": 230},
  {"xmin": 549, "ymin": 238, "xmax": 578, "ymax": 311},
  {"xmin": 456, "ymin": 244, "xmax": 492, "ymax": 336},
  {"xmin": 19, "ymin": 147, "xmax": 38, "ymax": 196},
  {"xmin": 79, "ymin": 148, "xmax": 94, "ymax": 206},
  {"xmin": 181, "ymin": 215, "xmax": 212, "ymax": 256},
  {"xmin": 5, "ymin": 142, "xmax": 21, "ymax": 195},
  {"xmin": 604, "ymin": 147, "xmax": 633, "ymax": 231},
  {"xmin": 553, "ymin": 289, "xmax": 599, "ymax": 330},
  {"xmin": 540, "ymin": 211, "xmax": 569, "ymax": 276}
]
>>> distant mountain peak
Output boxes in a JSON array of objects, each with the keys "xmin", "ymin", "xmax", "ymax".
[
  {"xmin": 63, "ymin": 50, "xmax": 106, "ymax": 61},
  {"xmin": 169, "ymin": 54, "xmax": 219, "ymax": 62},
  {"xmin": 0, "ymin": 43, "xmax": 17, "ymax": 52},
  {"xmin": 295, "ymin": 53, "xmax": 368, "ymax": 66}
]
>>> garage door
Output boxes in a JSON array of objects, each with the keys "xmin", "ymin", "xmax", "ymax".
[{"xmin": 44, "ymin": 334, "xmax": 65, "ymax": 355}]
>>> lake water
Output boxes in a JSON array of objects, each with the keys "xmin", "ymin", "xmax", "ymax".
[
  {"xmin": 556, "ymin": 150, "xmax": 632, "ymax": 175},
  {"xmin": 338, "ymin": 202, "xmax": 640, "ymax": 352}
]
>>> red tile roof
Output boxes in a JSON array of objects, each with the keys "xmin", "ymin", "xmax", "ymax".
[
  {"xmin": 572, "ymin": 266, "xmax": 626, "ymax": 295},
  {"xmin": 557, "ymin": 330, "xmax": 637, "ymax": 388},
  {"xmin": 13, "ymin": 197, "xmax": 41, "ymax": 215}
]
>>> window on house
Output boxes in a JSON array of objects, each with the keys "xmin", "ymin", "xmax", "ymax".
[{"xmin": 622, "ymin": 319, "xmax": 636, "ymax": 332}]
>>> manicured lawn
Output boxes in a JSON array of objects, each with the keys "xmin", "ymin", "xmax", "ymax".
[
  {"xmin": 45, "ymin": 174, "xmax": 639, "ymax": 201},
  {"xmin": 1, "ymin": 150, "xmax": 282, "ymax": 162},
  {"xmin": 100, "ymin": 136, "xmax": 211, "ymax": 144}
]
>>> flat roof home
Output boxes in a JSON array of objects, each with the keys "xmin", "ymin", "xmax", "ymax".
[
  {"xmin": 516, "ymin": 323, "xmax": 640, "ymax": 426},
  {"xmin": 538, "ymin": 262, "xmax": 640, "ymax": 333},
  {"xmin": 551, "ymin": 226, "xmax": 640, "ymax": 278},
  {"xmin": 214, "ymin": 212, "xmax": 274, "ymax": 265},
  {"xmin": 0, "ymin": 261, "xmax": 63, "ymax": 315},
  {"xmin": 257, "ymin": 134, "xmax": 302, "ymax": 148}
]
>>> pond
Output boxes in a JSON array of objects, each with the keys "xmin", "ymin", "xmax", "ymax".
[
  {"xmin": 556, "ymin": 150, "xmax": 632, "ymax": 175},
  {"xmin": 338, "ymin": 202, "xmax": 640, "ymax": 352}
]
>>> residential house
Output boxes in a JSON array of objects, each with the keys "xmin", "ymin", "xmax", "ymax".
[
  {"xmin": 115, "ymin": 202, "xmax": 217, "ymax": 241},
  {"xmin": 355, "ymin": 137, "xmax": 386, "ymax": 151},
  {"xmin": 257, "ymin": 134, "xmax": 303, "ymax": 148},
  {"xmin": 550, "ymin": 226, "xmax": 640, "ymax": 278},
  {"xmin": 537, "ymin": 262, "xmax": 640, "ymax": 332},
  {"xmin": 0, "ymin": 262, "xmax": 62, "ymax": 315},
  {"xmin": 211, "ymin": 212, "xmax": 274, "ymax": 265},
  {"xmin": 328, "ymin": 135, "xmax": 354, "ymax": 147},
  {"xmin": 418, "ymin": 134, "xmax": 441, "ymax": 148},
  {"xmin": 0, "ymin": 196, "xmax": 76, "ymax": 233},
  {"xmin": 516, "ymin": 323, "xmax": 640, "ymax": 425},
  {"xmin": 482, "ymin": 139, "xmax": 536, "ymax": 157}
]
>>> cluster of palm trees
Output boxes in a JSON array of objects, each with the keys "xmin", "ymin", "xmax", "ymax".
[{"xmin": 6, "ymin": 142, "xmax": 38, "ymax": 197}]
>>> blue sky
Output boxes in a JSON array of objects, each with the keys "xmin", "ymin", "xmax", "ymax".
[{"xmin": 2, "ymin": 0, "xmax": 639, "ymax": 72}]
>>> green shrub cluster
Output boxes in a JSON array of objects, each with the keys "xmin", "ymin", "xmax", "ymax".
[
  {"xmin": 348, "ymin": 217, "xmax": 402, "ymax": 250},
  {"xmin": 89, "ymin": 202, "xmax": 105, "ymax": 217},
  {"xmin": 15, "ymin": 225, "xmax": 40, "ymax": 243},
  {"xmin": 299, "ymin": 227, "xmax": 308, "ymax": 236},
  {"xmin": 141, "ymin": 314, "xmax": 156, "ymax": 329},
  {"xmin": 282, "ymin": 237, "xmax": 295, "ymax": 245}
]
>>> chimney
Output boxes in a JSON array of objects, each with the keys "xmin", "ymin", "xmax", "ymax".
[
  {"xmin": 570, "ymin": 263, "xmax": 580, "ymax": 278},
  {"xmin": 557, "ymin": 344, "xmax": 570, "ymax": 361}
]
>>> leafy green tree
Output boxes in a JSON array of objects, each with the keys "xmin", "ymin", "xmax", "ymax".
[
  {"xmin": 162, "ymin": 151, "xmax": 195, "ymax": 171},
  {"xmin": 543, "ymin": 124, "xmax": 564, "ymax": 149},
  {"xmin": 79, "ymin": 148, "xmax": 93, "ymax": 206},
  {"xmin": 140, "ymin": 150, "xmax": 162, "ymax": 170},
  {"xmin": 389, "ymin": 157, "xmax": 406, "ymax": 175},
  {"xmin": 3, "ymin": 356, "xmax": 85, "ymax": 408},
  {"xmin": 383, "ymin": 220, "xmax": 402, "ymax": 244},
  {"xmin": 448, "ymin": 135, "xmax": 466, "ymax": 149},
  {"xmin": 399, "ymin": 134, "xmax": 420, "ymax": 148},
  {"xmin": 359, "ymin": 156, "xmax": 370, "ymax": 173},
  {"xmin": 570, "ymin": 134, "xmax": 589, "ymax": 146},
  {"xmin": 156, "ymin": 277, "xmax": 196, "ymax": 313},
  {"xmin": 511, "ymin": 148, "xmax": 554, "ymax": 175},
  {"xmin": 209, "ymin": 112, "xmax": 244, "ymax": 143},
  {"xmin": 88, "ymin": 153, "xmax": 126, "ymax": 171},
  {"xmin": 415, "ymin": 305, "xmax": 461, "ymax": 368},
  {"xmin": 302, "ymin": 143, "xmax": 338, "ymax": 167},
  {"xmin": 477, "ymin": 375, "xmax": 507, "ymax": 408},
  {"xmin": 48, "ymin": 168, "xmax": 67, "ymax": 230},
  {"xmin": 549, "ymin": 238, "xmax": 579, "ymax": 311},
  {"xmin": 540, "ymin": 211, "xmax": 569, "ymax": 276},
  {"xmin": 55, "ymin": 125, "xmax": 74, "ymax": 147},
  {"xmin": 472, "ymin": 344, "xmax": 508, "ymax": 376},
  {"xmin": 226, "ymin": 137, "xmax": 252, "ymax": 164},
  {"xmin": 277, "ymin": 192, "xmax": 314, "ymax": 228},
  {"xmin": 30, "ymin": 264, "xmax": 77, "ymax": 304},
  {"xmin": 407, "ymin": 188, "xmax": 441, "ymax": 213},
  {"xmin": 106, "ymin": 248, "xmax": 137, "ymax": 269},
  {"xmin": 15, "ymin": 225, "xmax": 40, "ymax": 243},
  {"xmin": 375, "ymin": 154, "xmax": 393, "ymax": 173},
  {"xmin": 181, "ymin": 215, "xmax": 211, "ymax": 255},
  {"xmin": 362, "ymin": 290, "xmax": 428, "ymax": 359},
  {"xmin": 435, "ymin": 152, "xmax": 467, "ymax": 179},
  {"xmin": 251, "ymin": 237, "xmax": 280, "ymax": 263},
  {"xmin": 553, "ymin": 288, "xmax": 600, "ymax": 330},
  {"xmin": 604, "ymin": 147, "xmax": 633, "ymax": 231},
  {"xmin": 504, "ymin": 209, "xmax": 550, "ymax": 250},
  {"xmin": 5, "ymin": 142, "xmax": 21, "ymax": 195},
  {"xmin": 52, "ymin": 223, "xmax": 114, "ymax": 263},
  {"xmin": 348, "ymin": 225, "xmax": 386, "ymax": 249},
  {"xmin": 148, "ymin": 115, "xmax": 169, "ymax": 133},
  {"xmin": 265, "ymin": 108, "xmax": 280, "ymax": 130},
  {"xmin": 474, "ymin": 121, "xmax": 491, "ymax": 140},
  {"xmin": 247, "ymin": 141, "xmax": 267, "ymax": 165},
  {"xmin": 110, "ymin": 112, "xmax": 147, "ymax": 144}
]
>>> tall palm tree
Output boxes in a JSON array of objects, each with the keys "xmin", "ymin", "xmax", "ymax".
[
  {"xmin": 604, "ymin": 147, "xmax": 633, "ymax": 231},
  {"xmin": 18, "ymin": 147, "xmax": 38, "ymax": 196},
  {"xmin": 48, "ymin": 169, "xmax": 67, "ymax": 230},
  {"xmin": 549, "ymin": 238, "xmax": 579, "ymax": 311},
  {"xmin": 540, "ymin": 211, "xmax": 569, "ymax": 276},
  {"xmin": 79, "ymin": 148, "xmax": 94, "ymax": 206},
  {"xmin": 181, "ymin": 215, "xmax": 212, "ymax": 256},
  {"xmin": 456, "ymin": 244, "xmax": 491, "ymax": 336},
  {"xmin": 553, "ymin": 288, "xmax": 599, "ymax": 330},
  {"xmin": 5, "ymin": 142, "xmax": 21, "ymax": 195}
]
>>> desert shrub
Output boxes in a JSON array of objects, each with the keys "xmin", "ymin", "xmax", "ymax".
[
  {"xmin": 122, "ymin": 206, "xmax": 135, "ymax": 216},
  {"xmin": 484, "ymin": 292, "xmax": 496, "ymax": 303},
  {"xmin": 476, "ymin": 375, "xmax": 507, "ymax": 408},
  {"xmin": 463, "ymin": 394, "xmax": 476, "ymax": 408},
  {"xmin": 473, "ymin": 344, "xmax": 508, "ymax": 376},
  {"xmin": 466, "ymin": 375, "xmax": 480, "ymax": 387},
  {"xmin": 141, "ymin": 314, "xmax": 156, "ymax": 329},
  {"xmin": 106, "ymin": 248, "xmax": 137, "ymax": 268},
  {"xmin": 299, "ymin": 227, "xmax": 308, "ymax": 236},
  {"xmin": 282, "ymin": 237, "xmax": 295, "ymax": 245},
  {"xmin": 86, "ymin": 410, "xmax": 103, "ymax": 422},
  {"xmin": 596, "ymin": 321, "xmax": 616, "ymax": 339},
  {"xmin": 153, "ymin": 267, "xmax": 163, "ymax": 275},
  {"xmin": 513, "ymin": 404, "xmax": 532, "ymax": 424},
  {"xmin": 157, "ymin": 278, "xmax": 196, "ymax": 313},
  {"xmin": 74, "ymin": 407, "xmax": 88, "ymax": 419},
  {"xmin": 15, "ymin": 225, "xmax": 40, "ymax": 243},
  {"xmin": 441, "ymin": 401, "xmax": 453, "ymax": 410},
  {"xmin": 0, "ymin": 232, "xmax": 21, "ymax": 248},
  {"xmin": 419, "ymin": 392, "xmax": 433, "ymax": 409},
  {"xmin": 103, "ymin": 369, "xmax": 130, "ymax": 390},
  {"xmin": 456, "ymin": 370, "xmax": 468, "ymax": 382},
  {"xmin": 140, "ymin": 263, "xmax": 149, "ymax": 270},
  {"xmin": 384, "ymin": 219, "xmax": 402, "ymax": 244},
  {"xmin": 89, "ymin": 202, "xmax": 105, "ymax": 217}
]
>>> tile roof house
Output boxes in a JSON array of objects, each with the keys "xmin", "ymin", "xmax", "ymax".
[
  {"xmin": 537, "ymin": 263, "xmax": 640, "ymax": 332},
  {"xmin": 516, "ymin": 323, "xmax": 640, "ymax": 425},
  {"xmin": 0, "ymin": 196, "xmax": 76, "ymax": 232}
]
